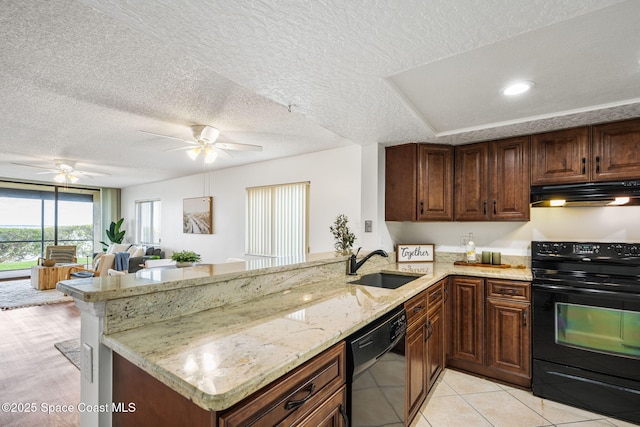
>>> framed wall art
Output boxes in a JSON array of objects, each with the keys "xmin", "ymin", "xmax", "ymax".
[
  {"xmin": 396, "ymin": 243, "xmax": 434, "ymax": 263},
  {"xmin": 183, "ymin": 197, "xmax": 213, "ymax": 234}
]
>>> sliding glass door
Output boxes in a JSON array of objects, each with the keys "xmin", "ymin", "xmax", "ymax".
[{"xmin": 0, "ymin": 183, "xmax": 98, "ymax": 272}]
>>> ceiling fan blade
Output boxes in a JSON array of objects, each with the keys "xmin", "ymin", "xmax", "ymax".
[
  {"xmin": 163, "ymin": 146, "xmax": 194, "ymax": 152},
  {"xmin": 139, "ymin": 130, "xmax": 195, "ymax": 144},
  {"xmin": 74, "ymin": 170, "xmax": 110, "ymax": 177},
  {"xmin": 213, "ymin": 142, "xmax": 263, "ymax": 152},
  {"xmin": 11, "ymin": 162, "xmax": 53, "ymax": 171},
  {"xmin": 34, "ymin": 170, "xmax": 59, "ymax": 175}
]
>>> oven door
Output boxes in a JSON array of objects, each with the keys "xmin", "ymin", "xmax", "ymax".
[
  {"xmin": 533, "ymin": 282, "xmax": 640, "ymax": 381},
  {"xmin": 532, "ymin": 282, "xmax": 640, "ymax": 423}
]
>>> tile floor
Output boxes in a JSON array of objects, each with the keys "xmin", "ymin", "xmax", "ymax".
[{"xmin": 412, "ymin": 369, "xmax": 639, "ymax": 427}]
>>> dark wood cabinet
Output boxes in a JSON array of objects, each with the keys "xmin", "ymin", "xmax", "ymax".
[
  {"xmin": 532, "ymin": 118, "xmax": 640, "ymax": 185},
  {"xmin": 531, "ymin": 126, "xmax": 590, "ymax": 185},
  {"xmin": 448, "ymin": 276, "xmax": 531, "ymax": 388},
  {"xmin": 449, "ymin": 276, "xmax": 485, "ymax": 368},
  {"xmin": 455, "ymin": 137, "xmax": 530, "ymax": 221},
  {"xmin": 485, "ymin": 280, "xmax": 531, "ymax": 385},
  {"xmin": 454, "ymin": 143, "xmax": 489, "ymax": 221},
  {"xmin": 113, "ymin": 342, "xmax": 347, "ymax": 427},
  {"xmin": 385, "ymin": 143, "xmax": 453, "ymax": 221},
  {"xmin": 404, "ymin": 291, "xmax": 428, "ymax": 424},
  {"xmin": 426, "ymin": 282, "xmax": 445, "ymax": 390},
  {"xmin": 592, "ymin": 118, "xmax": 640, "ymax": 181}
]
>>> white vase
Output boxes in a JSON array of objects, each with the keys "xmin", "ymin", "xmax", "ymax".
[{"xmin": 175, "ymin": 261, "xmax": 193, "ymax": 268}]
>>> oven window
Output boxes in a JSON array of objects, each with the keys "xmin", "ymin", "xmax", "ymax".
[{"xmin": 556, "ymin": 303, "xmax": 640, "ymax": 358}]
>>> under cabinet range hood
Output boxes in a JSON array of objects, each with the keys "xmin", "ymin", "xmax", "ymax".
[{"xmin": 530, "ymin": 180, "xmax": 640, "ymax": 207}]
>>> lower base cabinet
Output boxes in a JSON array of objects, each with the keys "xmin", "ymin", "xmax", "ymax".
[
  {"xmin": 113, "ymin": 342, "xmax": 347, "ymax": 427},
  {"xmin": 405, "ymin": 278, "xmax": 447, "ymax": 425},
  {"xmin": 448, "ymin": 276, "xmax": 531, "ymax": 388}
]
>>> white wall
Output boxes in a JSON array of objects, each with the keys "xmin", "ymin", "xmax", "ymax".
[
  {"xmin": 122, "ymin": 142, "xmax": 640, "ymax": 263},
  {"xmin": 121, "ymin": 145, "xmax": 363, "ymax": 263},
  {"xmin": 389, "ymin": 206, "xmax": 640, "ymax": 256}
]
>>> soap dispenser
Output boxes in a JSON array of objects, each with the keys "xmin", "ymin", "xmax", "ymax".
[{"xmin": 466, "ymin": 233, "xmax": 476, "ymax": 263}]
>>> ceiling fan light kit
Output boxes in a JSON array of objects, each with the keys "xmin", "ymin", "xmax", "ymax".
[{"xmin": 140, "ymin": 124, "xmax": 262, "ymax": 165}]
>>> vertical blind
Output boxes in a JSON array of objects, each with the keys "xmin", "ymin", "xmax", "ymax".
[{"xmin": 246, "ymin": 182, "xmax": 309, "ymax": 257}]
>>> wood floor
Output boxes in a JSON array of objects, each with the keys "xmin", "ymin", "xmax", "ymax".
[{"xmin": 0, "ymin": 302, "xmax": 81, "ymax": 427}]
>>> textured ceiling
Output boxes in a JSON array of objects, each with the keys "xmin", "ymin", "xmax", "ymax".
[{"xmin": 1, "ymin": 0, "xmax": 639, "ymax": 188}]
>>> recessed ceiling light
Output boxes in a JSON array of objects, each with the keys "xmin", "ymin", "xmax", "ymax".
[{"xmin": 501, "ymin": 81, "xmax": 535, "ymax": 96}]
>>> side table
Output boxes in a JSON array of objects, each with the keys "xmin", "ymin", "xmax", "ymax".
[{"xmin": 31, "ymin": 263, "xmax": 80, "ymax": 290}]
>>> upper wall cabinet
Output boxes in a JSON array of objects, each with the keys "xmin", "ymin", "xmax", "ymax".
[
  {"xmin": 532, "ymin": 118, "xmax": 640, "ymax": 185},
  {"xmin": 592, "ymin": 118, "xmax": 640, "ymax": 181},
  {"xmin": 385, "ymin": 143, "xmax": 454, "ymax": 221},
  {"xmin": 455, "ymin": 137, "xmax": 530, "ymax": 221}
]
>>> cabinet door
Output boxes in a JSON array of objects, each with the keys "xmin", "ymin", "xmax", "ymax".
[
  {"xmin": 593, "ymin": 118, "xmax": 640, "ymax": 181},
  {"xmin": 449, "ymin": 277, "xmax": 484, "ymax": 367},
  {"xmin": 385, "ymin": 143, "xmax": 418, "ymax": 221},
  {"xmin": 426, "ymin": 303, "xmax": 444, "ymax": 391},
  {"xmin": 405, "ymin": 318, "xmax": 427, "ymax": 424},
  {"xmin": 417, "ymin": 144, "xmax": 454, "ymax": 221},
  {"xmin": 531, "ymin": 127, "xmax": 590, "ymax": 185},
  {"xmin": 296, "ymin": 386, "xmax": 347, "ymax": 427},
  {"xmin": 490, "ymin": 137, "xmax": 530, "ymax": 221},
  {"xmin": 455, "ymin": 143, "xmax": 489, "ymax": 221},
  {"xmin": 486, "ymin": 298, "xmax": 531, "ymax": 379}
]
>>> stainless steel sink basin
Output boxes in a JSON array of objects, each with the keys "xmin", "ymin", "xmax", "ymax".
[{"xmin": 349, "ymin": 273, "xmax": 417, "ymax": 289}]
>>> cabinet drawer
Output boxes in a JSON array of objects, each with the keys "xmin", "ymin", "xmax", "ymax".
[
  {"xmin": 487, "ymin": 280, "xmax": 530, "ymax": 301},
  {"xmin": 219, "ymin": 342, "xmax": 345, "ymax": 427},
  {"xmin": 405, "ymin": 291, "xmax": 428, "ymax": 325}
]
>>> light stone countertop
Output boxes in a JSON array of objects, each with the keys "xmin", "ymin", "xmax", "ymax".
[{"xmin": 101, "ymin": 261, "xmax": 532, "ymax": 412}]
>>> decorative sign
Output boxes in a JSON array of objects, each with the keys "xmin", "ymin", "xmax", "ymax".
[
  {"xmin": 396, "ymin": 244, "xmax": 434, "ymax": 263},
  {"xmin": 183, "ymin": 197, "xmax": 213, "ymax": 234}
]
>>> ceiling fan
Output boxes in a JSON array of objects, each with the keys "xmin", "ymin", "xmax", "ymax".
[
  {"xmin": 139, "ymin": 125, "xmax": 263, "ymax": 164},
  {"xmin": 11, "ymin": 159, "xmax": 109, "ymax": 183}
]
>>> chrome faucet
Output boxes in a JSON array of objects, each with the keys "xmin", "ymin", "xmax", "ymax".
[{"xmin": 347, "ymin": 247, "xmax": 389, "ymax": 275}]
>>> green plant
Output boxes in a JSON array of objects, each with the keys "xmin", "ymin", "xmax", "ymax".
[
  {"xmin": 99, "ymin": 218, "xmax": 126, "ymax": 250},
  {"xmin": 171, "ymin": 250, "xmax": 201, "ymax": 263},
  {"xmin": 329, "ymin": 214, "xmax": 356, "ymax": 253}
]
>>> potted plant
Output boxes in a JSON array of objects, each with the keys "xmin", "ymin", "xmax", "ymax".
[
  {"xmin": 329, "ymin": 214, "xmax": 356, "ymax": 256},
  {"xmin": 171, "ymin": 250, "xmax": 201, "ymax": 268},
  {"xmin": 99, "ymin": 218, "xmax": 126, "ymax": 252}
]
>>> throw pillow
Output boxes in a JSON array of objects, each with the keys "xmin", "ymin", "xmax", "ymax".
[{"xmin": 107, "ymin": 243, "xmax": 131, "ymax": 254}]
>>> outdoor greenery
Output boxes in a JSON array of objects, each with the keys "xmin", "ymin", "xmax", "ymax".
[{"xmin": 0, "ymin": 224, "xmax": 93, "ymax": 269}]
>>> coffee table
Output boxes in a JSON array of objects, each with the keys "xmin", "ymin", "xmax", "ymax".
[{"xmin": 30, "ymin": 263, "xmax": 80, "ymax": 290}]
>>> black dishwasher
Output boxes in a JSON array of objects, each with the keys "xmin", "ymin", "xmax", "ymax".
[{"xmin": 346, "ymin": 306, "xmax": 407, "ymax": 426}]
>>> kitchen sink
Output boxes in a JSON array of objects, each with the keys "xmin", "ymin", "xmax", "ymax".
[{"xmin": 349, "ymin": 273, "xmax": 417, "ymax": 289}]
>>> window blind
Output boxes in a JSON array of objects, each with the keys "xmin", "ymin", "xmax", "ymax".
[{"xmin": 246, "ymin": 182, "xmax": 308, "ymax": 257}]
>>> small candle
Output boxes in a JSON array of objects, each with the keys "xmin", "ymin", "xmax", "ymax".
[
  {"xmin": 481, "ymin": 251, "xmax": 491, "ymax": 264},
  {"xmin": 491, "ymin": 252, "xmax": 501, "ymax": 265}
]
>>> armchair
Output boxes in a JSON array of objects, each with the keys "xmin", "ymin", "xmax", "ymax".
[{"xmin": 67, "ymin": 253, "xmax": 116, "ymax": 279}]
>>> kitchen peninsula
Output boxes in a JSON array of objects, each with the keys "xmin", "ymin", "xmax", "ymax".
[{"xmin": 58, "ymin": 251, "xmax": 531, "ymax": 426}]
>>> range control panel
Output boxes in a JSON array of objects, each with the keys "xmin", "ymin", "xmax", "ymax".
[{"xmin": 533, "ymin": 241, "xmax": 640, "ymax": 258}]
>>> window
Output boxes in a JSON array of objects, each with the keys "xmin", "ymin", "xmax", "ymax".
[
  {"xmin": 0, "ymin": 183, "xmax": 96, "ymax": 271},
  {"xmin": 246, "ymin": 182, "xmax": 309, "ymax": 258},
  {"xmin": 136, "ymin": 200, "xmax": 161, "ymax": 245}
]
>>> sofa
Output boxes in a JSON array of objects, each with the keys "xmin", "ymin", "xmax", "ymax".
[{"xmin": 128, "ymin": 246, "xmax": 166, "ymax": 273}]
